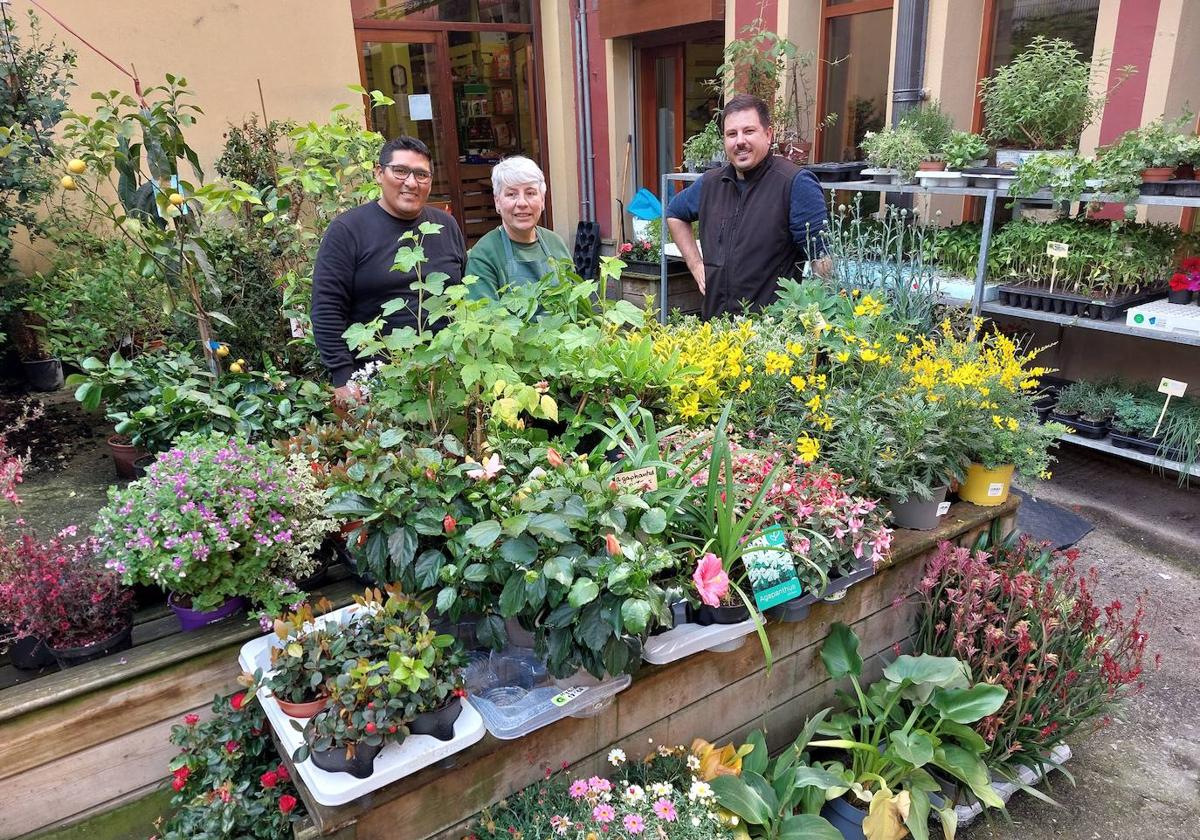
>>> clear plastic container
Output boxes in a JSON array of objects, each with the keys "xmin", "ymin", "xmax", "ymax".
[
  {"xmin": 464, "ymin": 647, "xmax": 631, "ymax": 739},
  {"xmin": 641, "ymin": 619, "xmax": 758, "ymax": 665}
]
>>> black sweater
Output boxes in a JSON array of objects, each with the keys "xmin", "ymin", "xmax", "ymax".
[{"xmin": 310, "ymin": 202, "xmax": 466, "ymax": 386}]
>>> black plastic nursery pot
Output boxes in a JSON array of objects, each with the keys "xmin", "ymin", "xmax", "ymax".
[
  {"xmin": 48, "ymin": 622, "xmax": 133, "ymax": 669},
  {"xmin": 997, "ymin": 284, "xmax": 1164, "ymax": 321},
  {"xmin": 310, "ymin": 740, "xmax": 384, "ymax": 779},
  {"xmin": 1048, "ymin": 412, "xmax": 1110, "ymax": 439},
  {"xmin": 692, "ymin": 602, "xmax": 751, "ymax": 626},
  {"xmin": 885, "ymin": 485, "xmax": 949, "ymax": 531},
  {"xmin": 7, "ymin": 632, "xmax": 57, "ymax": 670},
  {"xmin": 410, "ymin": 698, "xmax": 463, "ymax": 742},
  {"xmin": 1139, "ymin": 180, "xmax": 1168, "ymax": 196},
  {"xmin": 1167, "ymin": 179, "xmax": 1200, "ymax": 197},
  {"xmin": 22, "ymin": 358, "xmax": 64, "ymax": 391},
  {"xmin": 1167, "ymin": 289, "xmax": 1194, "ymax": 304},
  {"xmin": 820, "ymin": 797, "xmax": 868, "ymax": 840}
]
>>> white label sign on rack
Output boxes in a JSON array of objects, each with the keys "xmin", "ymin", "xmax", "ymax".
[
  {"xmin": 1158, "ymin": 377, "xmax": 1188, "ymax": 397},
  {"xmin": 1046, "ymin": 241, "xmax": 1070, "ymax": 258}
]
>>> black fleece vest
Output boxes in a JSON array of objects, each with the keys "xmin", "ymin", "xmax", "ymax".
[{"xmin": 697, "ymin": 155, "xmax": 804, "ymax": 319}]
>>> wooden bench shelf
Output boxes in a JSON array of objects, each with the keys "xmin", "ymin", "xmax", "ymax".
[{"xmin": 1, "ymin": 499, "xmax": 1017, "ymax": 840}]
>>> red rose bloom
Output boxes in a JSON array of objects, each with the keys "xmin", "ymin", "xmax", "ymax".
[
  {"xmin": 183, "ymin": 713, "xmax": 200, "ymax": 726},
  {"xmin": 279, "ymin": 795, "xmax": 298, "ymax": 814},
  {"xmin": 171, "ymin": 766, "xmax": 190, "ymax": 792},
  {"xmin": 260, "ymin": 771, "xmax": 279, "ymax": 789},
  {"xmin": 224, "ymin": 740, "xmax": 240, "ymax": 754},
  {"xmin": 1170, "ymin": 273, "xmax": 1190, "ymax": 291},
  {"xmin": 229, "ymin": 692, "xmax": 246, "ymax": 711},
  {"xmin": 276, "ymin": 764, "xmax": 290, "ymax": 782},
  {"xmin": 171, "ymin": 777, "xmax": 187, "ymax": 792}
]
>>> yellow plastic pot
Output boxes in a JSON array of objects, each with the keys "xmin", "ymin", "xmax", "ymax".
[{"xmin": 959, "ymin": 463, "xmax": 1015, "ymax": 506}]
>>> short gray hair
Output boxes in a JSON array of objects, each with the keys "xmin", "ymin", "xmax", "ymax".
[{"xmin": 491, "ymin": 156, "xmax": 547, "ymax": 196}]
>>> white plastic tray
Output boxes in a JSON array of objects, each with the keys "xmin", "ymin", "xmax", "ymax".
[
  {"xmin": 238, "ymin": 605, "xmax": 486, "ymax": 807},
  {"xmin": 937, "ymin": 743, "xmax": 1071, "ymax": 827},
  {"xmin": 642, "ymin": 619, "xmax": 757, "ymax": 665},
  {"xmin": 1125, "ymin": 299, "xmax": 1200, "ymax": 335}
]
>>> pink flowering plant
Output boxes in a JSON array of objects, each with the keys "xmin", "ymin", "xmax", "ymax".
[
  {"xmin": 617, "ymin": 238, "xmax": 660, "ymax": 264},
  {"xmin": 93, "ymin": 434, "xmax": 333, "ymax": 612},
  {"xmin": 0, "ymin": 526, "xmax": 134, "ymax": 649},
  {"xmin": 731, "ymin": 452, "xmax": 892, "ymax": 591},
  {"xmin": 467, "ymin": 743, "xmax": 733, "ymax": 839},
  {"xmin": 915, "ymin": 535, "xmax": 1154, "ymax": 773}
]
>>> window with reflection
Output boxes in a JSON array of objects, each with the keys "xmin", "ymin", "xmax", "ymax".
[
  {"xmin": 352, "ymin": 0, "xmax": 531, "ymax": 24},
  {"xmin": 988, "ymin": 0, "xmax": 1100, "ymax": 72}
]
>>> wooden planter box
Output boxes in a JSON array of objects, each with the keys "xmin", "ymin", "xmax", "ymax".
[
  {"xmin": 619, "ymin": 261, "xmax": 703, "ymax": 316},
  {"xmin": 0, "ymin": 499, "xmax": 1016, "ymax": 840}
]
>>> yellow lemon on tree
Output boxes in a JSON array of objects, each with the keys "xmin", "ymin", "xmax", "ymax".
[
  {"xmin": 228, "ymin": 362, "xmax": 244, "ymax": 374},
  {"xmin": 168, "ymin": 192, "xmax": 185, "ymax": 206},
  {"xmin": 67, "ymin": 159, "xmax": 87, "ymax": 174},
  {"xmin": 215, "ymin": 344, "xmax": 230, "ymax": 358},
  {"xmin": 60, "ymin": 175, "xmax": 77, "ymax": 190}
]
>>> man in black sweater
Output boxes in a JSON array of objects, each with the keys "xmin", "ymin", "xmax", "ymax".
[{"xmin": 311, "ymin": 136, "xmax": 466, "ymax": 401}]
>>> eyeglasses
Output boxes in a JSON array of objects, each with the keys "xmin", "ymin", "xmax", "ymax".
[{"xmin": 382, "ymin": 164, "xmax": 433, "ymax": 184}]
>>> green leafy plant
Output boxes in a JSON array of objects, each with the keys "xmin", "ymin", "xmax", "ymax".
[
  {"xmin": 684, "ymin": 119, "xmax": 723, "ymax": 168},
  {"xmin": 1095, "ymin": 114, "xmax": 1195, "ymax": 201},
  {"xmin": 941, "ymin": 131, "xmax": 989, "ymax": 170},
  {"xmin": 808, "ymin": 622, "xmax": 1008, "ymax": 839},
  {"xmin": 255, "ymin": 599, "xmax": 349, "ymax": 705},
  {"xmin": 979, "ymin": 36, "xmax": 1132, "ymax": 150},
  {"xmin": 898, "ymin": 101, "xmax": 954, "ymax": 160},
  {"xmin": 861, "ymin": 126, "xmax": 928, "ymax": 180},
  {"xmin": 1009, "ymin": 152, "xmax": 1098, "ymax": 203}
]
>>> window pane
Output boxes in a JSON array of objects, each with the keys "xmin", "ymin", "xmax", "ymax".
[
  {"xmin": 354, "ymin": 0, "xmax": 531, "ymax": 24},
  {"xmin": 988, "ymin": 0, "xmax": 1100, "ymax": 72},
  {"xmin": 684, "ymin": 39, "xmax": 722, "ymax": 140},
  {"xmin": 820, "ymin": 9, "xmax": 891, "ymax": 162}
]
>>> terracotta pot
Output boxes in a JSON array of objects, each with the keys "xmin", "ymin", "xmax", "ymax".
[
  {"xmin": 276, "ymin": 694, "xmax": 330, "ymax": 719},
  {"xmin": 1142, "ymin": 166, "xmax": 1174, "ymax": 183},
  {"xmin": 107, "ymin": 434, "xmax": 147, "ymax": 480},
  {"xmin": 918, "ymin": 160, "xmax": 946, "ymax": 171}
]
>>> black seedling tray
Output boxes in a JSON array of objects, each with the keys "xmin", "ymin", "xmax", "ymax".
[
  {"xmin": 803, "ymin": 161, "xmax": 866, "ymax": 182},
  {"xmin": 1140, "ymin": 181, "xmax": 1168, "ymax": 196},
  {"xmin": 1049, "ymin": 412, "xmax": 1110, "ymax": 439},
  {"xmin": 997, "ymin": 284, "xmax": 1164, "ymax": 321},
  {"xmin": 1110, "ymin": 431, "xmax": 1187, "ymax": 462},
  {"xmin": 1167, "ymin": 180, "xmax": 1200, "ymax": 197}
]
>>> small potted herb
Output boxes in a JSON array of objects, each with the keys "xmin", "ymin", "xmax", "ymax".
[
  {"xmin": 898, "ymin": 100, "xmax": 954, "ymax": 172},
  {"xmin": 861, "ymin": 126, "xmax": 928, "ymax": 184},
  {"xmin": 1049, "ymin": 381, "xmax": 1117, "ymax": 438},
  {"xmin": 258, "ymin": 599, "xmax": 350, "ymax": 719},
  {"xmin": 683, "ymin": 120, "xmax": 724, "ymax": 172},
  {"xmin": 942, "ymin": 130, "xmax": 990, "ymax": 172}
]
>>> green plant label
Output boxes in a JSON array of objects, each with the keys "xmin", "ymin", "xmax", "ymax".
[
  {"xmin": 746, "ymin": 525, "xmax": 803, "ymax": 610},
  {"xmin": 551, "ymin": 686, "xmax": 588, "ymax": 706}
]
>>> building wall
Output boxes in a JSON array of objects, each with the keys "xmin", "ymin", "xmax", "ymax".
[{"xmin": 541, "ymin": 0, "xmax": 583, "ymax": 244}]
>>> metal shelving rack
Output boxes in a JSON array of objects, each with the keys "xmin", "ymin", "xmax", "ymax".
[
  {"xmin": 656, "ymin": 172, "xmax": 703, "ymax": 324},
  {"xmin": 815, "ymin": 178, "xmax": 1200, "ymax": 475}
]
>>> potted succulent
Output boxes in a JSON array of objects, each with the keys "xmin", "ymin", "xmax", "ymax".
[
  {"xmin": 808, "ymin": 623, "xmax": 1008, "ymax": 839},
  {"xmin": 980, "ymin": 36, "xmax": 1130, "ymax": 167},
  {"xmin": 93, "ymin": 433, "xmax": 334, "ymax": 629},
  {"xmin": 0, "ymin": 528, "xmax": 135, "ymax": 669},
  {"xmin": 861, "ymin": 126, "xmax": 928, "ymax": 184}
]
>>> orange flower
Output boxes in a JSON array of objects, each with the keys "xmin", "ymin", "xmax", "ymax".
[
  {"xmin": 604, "ymin": 533, "xmax": 622, "ymax": 557},
  {"xmin": 547, "ymin": 447, "xmax": 564, "ymax": 468},
  {"xmin": 690, "ymin": 738, "xmax": 750, "ymax": 780}
]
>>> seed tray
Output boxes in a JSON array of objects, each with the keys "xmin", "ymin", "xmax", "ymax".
[
  {"xmin": 1048, "ymin": 412, "xmax": 1109, "ymax": 439},
  {"xmin": 997, "ymin": 284, "xmax": 1164, "ymax": 321}
]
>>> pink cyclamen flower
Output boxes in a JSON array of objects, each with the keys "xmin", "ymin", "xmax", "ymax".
[
  {"xmin": 623, "ymin": 814, "xmax": 646, "ymax": 834},
  {"xmin": 569, "ymin": 779, "xmax": 590, "ymax": 799},
  {"xmin": 693, "ymin": 552, "xmax": 730, "ymax": 607},
  {"xmin": 652, "ymin": 798, "xmax": 677, "ymax": 821},
  {"xmin": 593, "ymin": 804, "xmax": 616, "ymax": 823}
]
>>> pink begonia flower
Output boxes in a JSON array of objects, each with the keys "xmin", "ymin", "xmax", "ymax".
[
  {"xmin": 466, "ymin": 453, "xmax": 502, "ymax": 481},
  {"xmin": 693, "ymin": 552, "xmax": 730, "ymax": 607}
]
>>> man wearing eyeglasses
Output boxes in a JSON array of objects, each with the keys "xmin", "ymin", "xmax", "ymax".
[{"xmin": 311, "ymin": 136, "xmax": 466, "ymax": 402}]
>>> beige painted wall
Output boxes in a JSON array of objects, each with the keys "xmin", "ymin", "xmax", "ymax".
[
  {"xmin": 606, "ymin": 37, "xmax": 635, "ymax": 241},
  {"xmin": 10, "ymin": 1, "xmax": 362, "ymax": 174},
  {"xmin": 538, "ymin": 0, "xmax": 581, "ymax": 243}
]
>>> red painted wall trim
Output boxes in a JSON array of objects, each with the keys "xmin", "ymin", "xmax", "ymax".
[
  {"xmin": 735, "ymin": 0, "xmax": 777, "ymax": 32},
  {"xmin": 1092, "ymin": 0, "xmax": 1159, "ymax": 219}
]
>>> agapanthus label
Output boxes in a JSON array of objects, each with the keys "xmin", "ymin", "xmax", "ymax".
[
  {"xmin": 612, "ymin": 466, "xmax": 658, "ymax": 492},
  {"xmin": 745, "ymin": 525, "xmax": 804, "ymax": 610}
]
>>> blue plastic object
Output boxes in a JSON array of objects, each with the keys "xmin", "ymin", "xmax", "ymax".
[{"xmin": 627, "ymin": 188, "xmax": 663, "ymax": 220}]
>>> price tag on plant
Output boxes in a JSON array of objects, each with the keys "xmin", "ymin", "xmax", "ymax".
[
  {"xmin": 551, "ymin": 686, "xmax": 588, "ymax": 707},
  {"xmin": 745, "ymin": 525, "xmax": 803, "ymax": 611},
  {"xmin": 1046, "ymin": 241, "xmax": 1070, "ymax": 259},
  {"xmin": 611, "ymin": 467, "xmax": 657, "ymax": 492},
  {"xmin": 1158, "ymin": 377, "xmax": 1188, "ymax": 397}
]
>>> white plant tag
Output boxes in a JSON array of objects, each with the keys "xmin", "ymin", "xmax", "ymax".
[
  {"xmin": 1158, "ymin": 377, "xmax": 1188, "ymax": 397},
  {"xmin": 289, "ymin": 317, "xmax": 305, "ymax": 338},
  {"xmin": 987, "ymin": 482, "xmax": 1005, "ymax": 497},
  {"xmin": 936, "ymin": 501, "xmax": 951, "ymax": 516},
  {"xmin": 1046, "ymin": 241, "xmax": 1070, "ymax": 258}
]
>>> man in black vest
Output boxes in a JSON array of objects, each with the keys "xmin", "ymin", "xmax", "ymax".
[{"xmin": 666, "ymin": 94, "xmax": 830, "ymax": 320}]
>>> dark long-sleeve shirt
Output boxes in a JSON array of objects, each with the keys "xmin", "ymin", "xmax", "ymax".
[{"xmin": 310, "ymin": 202, "xmax": 465, "ymax": 386}]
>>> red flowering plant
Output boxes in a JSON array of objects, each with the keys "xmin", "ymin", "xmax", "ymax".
[
  {"xmin": 156, "ymin": 691, "xmax": 303, "ymax": 840},
  {"xmin": 617, "ymin": 238, "xmax": 660, "ymax": 264},
  {"xmin": 915, "ymin": 536, "xmax": 1153, "ymax": 775},
  {"xmin": 1169, "ymin": 256, "xmax": 1200, "ymax": 292},
  {"xmin": 0, "ymin": 526, "xmax": 134, "ymax": 650}
]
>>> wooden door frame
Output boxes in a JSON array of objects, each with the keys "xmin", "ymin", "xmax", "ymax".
[
  {"xmin": 814, "ymin": 0, "xmax": 895, "ymax": 163},
  {"xmin": 354, "ymin": 28, "xmax": 464, "ymax": 222},
  {"xmin": 638, "ymin": 43, "xmax": 686, "ymax": 195}
]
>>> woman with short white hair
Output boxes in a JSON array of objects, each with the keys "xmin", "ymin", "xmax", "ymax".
[{"xmin": 466, "ymin": 155, "xmax": 573, "ymax": 300}]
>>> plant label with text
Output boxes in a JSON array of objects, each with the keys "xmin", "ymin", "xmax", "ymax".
[
  {"xmin": 746, "ymin": 525, "xmax": 803, "ymax": 610},
  {"xmin": 1158, "ymin": 378, "xmax": 1188, "ymax": 398},
  {"xmin": 1046, "ymin": 241, "xmax": 1070, "ymax": 259},
  {"xmin": 612, "ymin": 467, "xmax": 657, "ymax": 492}
]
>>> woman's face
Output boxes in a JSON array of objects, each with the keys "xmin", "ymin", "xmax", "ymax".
[{"xmin": 495, "ymin": 181, "xmax": 544, "ymax": 238}]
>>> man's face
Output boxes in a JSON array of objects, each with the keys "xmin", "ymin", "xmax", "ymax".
[
  {"xmin": 375, "ymin": 149, "xmax": 432, "ymax": 219},
  {"xmin": 722, "ymin": 108, "xmax": 773, "ymax": 174},
  {"xmin": 495, "ymin": 181, "xmax": 544, "ymax": 237}
]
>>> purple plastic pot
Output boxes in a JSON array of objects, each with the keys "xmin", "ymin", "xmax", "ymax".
[{"xmin": 168, "ymin": 594, "xmax": 248, "ymax": 631}]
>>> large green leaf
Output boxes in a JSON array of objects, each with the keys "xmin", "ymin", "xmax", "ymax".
[
  {"xmin": 709, "ymin": 774, "xmax": 772, "ymax": 826},
  {"xmin": 934, "ymin": 744, "xmax": 1004, "ymax": 809},
  {"xmin": 904, "ymin": 787, "xmax": 931, "ymax": 840},
  {"xmin": 742, "ymin": 730, "xmax": 769, "ymax": 776},
  {"xmin": 640, "ymin": 507, "xmax": 667, "ymax": 534},
  {"xmin": 464, "ymin": 520, "xmax": 502, "ymax": 548},
  {"xmin": 888, "ymin": 730, "xmax": 934, "ymax": 769},
  {"xmin": 883, "ymin": 654, "xmax": 969, "ymax": 702},
  {"xmin": 620, "ymin": 598, "xmax": 652, "ymax": 635},
  {"xmin": 931, "ymin": 684, "xmax": 1008, "ymax": 724},
  {"xmin": 498, "ymin": 574, "xmax": 526, "ymax": 617},
  {"xmin": 528, "ymin": 513, "xmax": 574, "ymax": 542},
  {"xmin": 476, "ymin": 614, "xmax": 505, "ymax": 649},
  {"xmin": 792, "ymin": 765, "xmax": 853, "ymax": 793},
  {"xmin": 388, "ymin": 527, "xmax": 418, "ymax": 568},
  {"xmin": 820, "ymin": 622, "xmax": 862, "ymax": 680},
  {"xmin": 413, "ymin": 549, "xmax": 444, "ymax": 589},
  {"xmin": 778, "ymin": 815, "xmax": 843, "ymax": 840},
  {"xmin": 543, "ymin": 556, "xmax": 574, "ymax": 587},
  {"xmin": 499, "ymin": 536, "xmax": 538, "ymax": 566},
  {"xmin": 567, "ymin": 577, "xmax": 599, "ymax": 608}
]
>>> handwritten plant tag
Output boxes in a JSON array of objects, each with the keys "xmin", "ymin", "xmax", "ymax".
[
  {"xmin": 745, "ymin": 525, "xmax": 803, "ymax": 611},
  {"xmin": 612, "ymin": 467, "xmax": 658, "ymax": 492}
]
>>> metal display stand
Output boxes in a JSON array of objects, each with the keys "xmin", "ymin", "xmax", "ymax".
[{"xmin": 658, "ymin": 172, "xmax": 703, "ymax": 324}]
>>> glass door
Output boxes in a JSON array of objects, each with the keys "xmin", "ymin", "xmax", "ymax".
[
  {"xmin": 358, "ymin": 31, "xmax": 460, "ymax": 217},
  {"xmin": 817, "ymin": 2, "xmax": 893, "ymax": 162}
]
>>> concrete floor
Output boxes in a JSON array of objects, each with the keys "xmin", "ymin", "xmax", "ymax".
[{"xmin": 8, "ymin": 399, "xmax": 1200, "ymax": 840}]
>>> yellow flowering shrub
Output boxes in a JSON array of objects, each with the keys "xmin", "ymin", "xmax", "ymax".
[{"xmin": 642, "ymin": 319, "xmax": 756, "ymax": 423}]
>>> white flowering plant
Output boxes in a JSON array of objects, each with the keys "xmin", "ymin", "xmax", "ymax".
[{"xmin": 466, "ymin": 742, "xmax": 734, "ymax": 839}]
